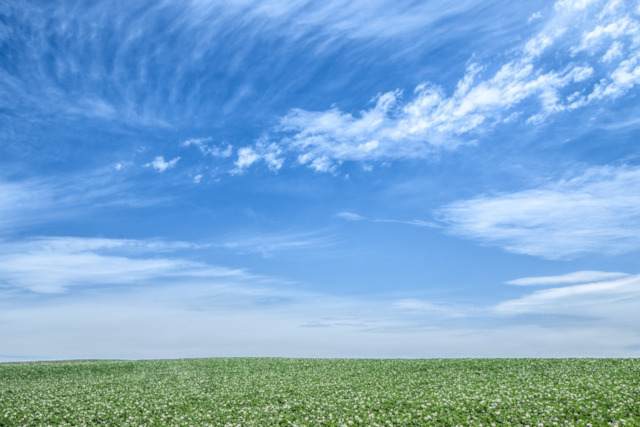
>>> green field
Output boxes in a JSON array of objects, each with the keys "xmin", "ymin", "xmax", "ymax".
[{"xmin": 1, "ymin": 358, "xmax": 639, "ymax": 426}]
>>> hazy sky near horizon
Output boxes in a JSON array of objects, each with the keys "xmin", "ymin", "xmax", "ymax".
[{"xmin": 2, "ymin": 0, "xmax": 640, "ymax": 360}]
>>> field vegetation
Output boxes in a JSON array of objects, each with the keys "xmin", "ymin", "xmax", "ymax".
[{"xmin": 1, "ymin": 358, "xmax": 639, "ymax": 426}]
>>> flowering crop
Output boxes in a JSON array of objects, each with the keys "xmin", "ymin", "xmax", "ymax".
[{"xmin": 1, "ymin": 358, "xmax": 639, "ymax": 426}]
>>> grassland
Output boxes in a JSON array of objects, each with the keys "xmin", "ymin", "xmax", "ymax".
[{"xmin": 0, "ymin": 358, "xmax": 639, "ymax": 426}]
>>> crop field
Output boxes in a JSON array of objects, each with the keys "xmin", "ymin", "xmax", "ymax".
[{"xmin": 0, "ymin": 358, "xmax": 639, "ymax": 426}]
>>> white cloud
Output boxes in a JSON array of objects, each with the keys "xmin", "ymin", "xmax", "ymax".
[
  {"xmin": 601, "ymin": 40, "xmax": 624, "ymax": 62},
  {"xmin": 0, "ymin": 174, "xmax": 148, "ymax": 236},
  {"xmin": 183, "ymin": 136, "xmax": 212, "ymax": 147},
  {"xmin": 2, "ymin": 287, "xmax": 638, "ymax": 359},
  {"xmin": 183, "ymin": 137, "xmax": 233, "ymax": 158},
  {"xmin": 11, "ymin": 236, "xmax": 204, "ymax": 253},
  {"xmin": 232, "ymin": 141, "xmax": 284, "ymax": 174},
  {"xmin": 392, "ymin": 299, "xmax": 452, "ymax": 315},
  {"xmin": 496, "ymin": 273, "xmax": 640, "ymax": 323},
  {"xmin": 0, "ymin": 237, "xmax": 247, "ymax": 293},
  {"xmin": 0, "ymin": 236, "xmax": 639, "ymax": 359},
  {"xmin": 336, "ymin": 211, "xmax": 439, "ymax": 228},
  {"xmin": 225, "ymin": 0, "xmax": 640, "ymax": 173},
  {"xmin": 528, "ymin": 11, "xmax": 543, "ymax": 23},
  {"xmin": 193, "ymin": 174, "xmax": 203, "ymax": 183},
  {"xmin": 4, "ymin": 0, "xmax": 506, "ymax": 132},
  {"xmin": 572, "ymin": 16, "xmax": 638, "ymax": 54},
  {"xmin": 185, "ymin": 0, "xmax": 488, "ymax": 42},
  {"xmin": 306, "ymin": 155, "xmax": 337, "ymax": 173},
  {"xmin": 506, "ymin": 270, "xmax": 630, "ymax": 286},
  {"xmin": 0, "ymin": 180, "xmax": 50, "ymax": 232},
  {"xmin": 276, "ymin": 58, "xmax": 600, "ymax": 172},
  {"xmin": 554, "ymin": 0, "xmax": 600, "ymax": 11},
  {"xmin": 145, "ymin": 156, "xmax": 181, "ymax": 173},
  {"xmin": 335, "ymin": 211, "xmax": 365, "ymax": 221},
  {"xmin": 588, "ymin": 56, "xmax": 640, "ymax": 101},
  {"xmin": 217, "ymin": 231, "xmax": 330, "ymax": 257},
  {"xmin": 234, "ymin": 147, "xmax": 261, "ymax": 171},
  {"xmin": 438, "ymin": 165, "xmax": 640, "ymax": 259}
]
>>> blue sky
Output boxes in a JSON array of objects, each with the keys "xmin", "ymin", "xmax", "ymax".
[{"xmin": 2, "ymin": 0, "xmax": 640, "ymax": 360}]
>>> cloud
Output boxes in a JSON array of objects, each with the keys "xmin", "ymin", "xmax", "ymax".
[
  {"xmin": 11, "ymin": 236, "xmax": 205, "ymax": 253},
  {"xmin": 0, "ymin": 173, "xmax": 154, "ymax": 237},
  {"xmin": 145, "ymin": 156, "xmax": 181, "ymax": 173},
  {"xmin": 392, "ymin": 299, "xmax": 453, "ymax": 315},
  {"xmin": 0, "ymin": 237, "xmax": 249, "ymax": 294},
  {"xmin": 0, "ymin": 179, "xmax": 52, "ymax": 232},
  {"xmin": 232, "ymin": 141, "xmax": 284, "ymax": 174},
  {"xmin": 225, "ymin": 0, "xmax": 640, "ymax": 173},
  {"xmin": 506, "ymin": 270, "xmax": 630, "ymax": 286},
  {"xmin": 495, "ymin": 273, "xmax": 640, "ymax": 324},
  {"xmin": 182, "ymin": 138, "xmax": 233, "ymax": 158},
  {"xmin": 216, "ymin": 231, "xmax": 330, "ymax": 257},
  {"xmin": 298, "ymin": 154, "xmax": 338, "ymax": 174},
  {"xmin": 335, "ymin": 211, "xmax": 366, "ymax": 221},
  {"xmin": 336, "ymin": 211, "xmax": 439, "ymax": 228},
  {"xmin": 601, "ymin": 40, "xmax": 624, "ymax": 62},
  {"xmin": 437, "ymin": 164, "xmax": 640, "ymax": 259},
  {"xmin": 2, "ymin": 0, "xmax": 489, "ymax": 132},
  {"xmin": 528, "ymin": 11, "xmax": 543, "ymax": 23},
  {"xmin": 1, "ymin": 236, "xmax": 639, "ymax": 359},
  {"xmin": 234, "ymin": 147, "xmax": 261, "ymax": 171},
  {"xmin": 2, "ymin": 288, "xmax": 638, "ymax": 359},
  {"xmin": 183, "ymin": 0, "xmax": 488, "ymax": 42}
]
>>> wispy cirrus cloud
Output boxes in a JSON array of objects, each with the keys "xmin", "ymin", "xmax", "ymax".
[
  {"xmin": 437, "ymin": 164, "xmax": 640, "ymax": 259},
  {"xmin": 0, "ymin": 173, "xmax": 155, "ymax": 236},
  {"xmin": 336, "ymin": 211, "xmax": 439, "ymax": 228},
  {"xmin": 1, "ymin": 236, "xmax": 638, "ymax": 359},
  {"xmin": 183, "ymin": 0, "xmax": 493, "ymax": 43},
  {"xmin": 3, "ymin": 279, "xmax": 637, "ymax": 359},
  {"xmin": 392, "ymin": 299, "xmax": 456, "ymax": 316},
  {"xmin": 496, "ymin": 272, "xmax": 640, "ymax": 324},
  {"xmin": 506, "ymin": 270, "xmax": 630, "ymax": 286},
  {"xmin": 234, "ymin": 0, "xmax": 640, "ymax": 173},
  {"xmin": 1, "ymin": 0, "xmax": 493, "ymax": 131},
  {"xmin": 0, "ymin": 179, "xmax": 53, "ymax": 232},
  {"xmin": 335, "ymin": 212, "xmax": 366, "ymax": 221},
  {"xmin": 216, "ymin": 231, "xmax": 331, "ymax": 257},
  {"xmin": 0, "ymin": 237, "xmax": 248, "ymax": 294}
]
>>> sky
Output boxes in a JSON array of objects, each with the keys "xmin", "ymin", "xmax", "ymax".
[{"xmin": 1, "ymin": 0, "xmax": 640, "ymax": 361}]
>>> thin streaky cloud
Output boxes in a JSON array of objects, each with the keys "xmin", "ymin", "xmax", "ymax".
[
  {"xmin": 216, "ymin": 231, "xmax": 332, "ymax": 257},
  {"xmin": 373, "ymin": 218, "xmax": 440, "ymax": 229},
  {"xmin": 0, "ymin": 237, "xmax": 250, "ymax": 294},
  {"xmin": 1, "ymin": 0, "xmax": 493, "ymax": 131},
  {"xmin": 0, "ymin": 173, "xmax": 156, "ymax": 236},
  {"xmin": 506, "ymin": 270, "xmax": 630, "ymax": 286},
  {"xmin": 437, "ymin": 164, "xmax": 640, "ymax": 259},
  {"xmin": 495, "ymin": 274, "xmax": 640, "ymax": 324},
  {"xmin": 183, "ymin": 0, "xmax": 490, "ymax": 42},
  {"xmin": 335, "ymin": 211, "xmax": 439, "ymax": 229},
  {"xmin": 335, "ymin": 212, "xmax": 366, "ymax": 221},
  {"xmin": 392, "ymin": 299, "xmax": 456, "ymax": 316},
  {"xmin": 4, "ymin": 236, "xmax": 209, "ymax": 254}
]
